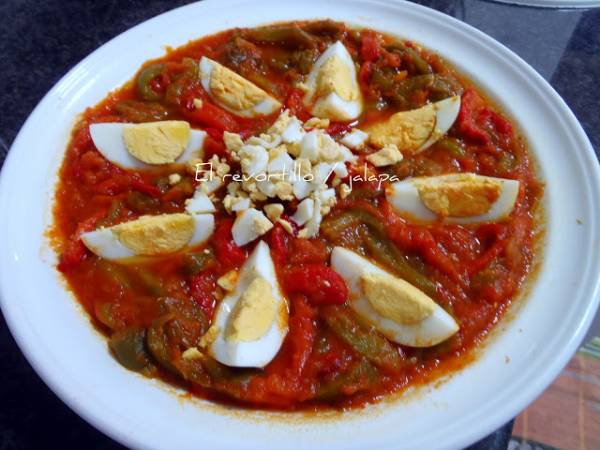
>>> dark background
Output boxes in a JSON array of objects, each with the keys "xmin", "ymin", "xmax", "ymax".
[{"xmin": 1, "ymin": 1, "xmax": 598, "ymax": 449}]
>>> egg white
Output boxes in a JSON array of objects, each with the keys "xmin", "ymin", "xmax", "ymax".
[
  {"xmin": 303, "ymin": 41, "xmax": 362, "ymax": 121},
  {"xmin": 89, "ymin": 122, "xmax": 206, "ymax": 170},
  {"xmin": 185, "ymin": 190, "xmax": 216, "ymax": 214},
  {"xmin": 198, "ymin": 57, "xmax": 281, "ymax": 118},
  {"xmin": 418, "ymin": 95, "xmax": 461, "ymax": 152},
  {"xmin": 331, "ymin": 247, "xmax": 459, "ymax": 347},
  {"xmin": 386, "ymin": 173, "xmax": 520, "ymax": 224},
  {"xmin": 208, "ymin": 241, "xmax": 289, "ymax": 368},
  {"xmin": 231, "ymin": 208, "xmax": 273, "ymax": 246},
  {"xmin": 80, "ymin": 213, "xmax": 214, "ymax": 261}
]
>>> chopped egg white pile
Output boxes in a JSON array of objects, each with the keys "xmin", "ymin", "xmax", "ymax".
[
  {"xmin": 80, "ymin": 213, "xmax": 214, "ymax": 261},
  {"xmin": 200, "ymin": 241, "xmax": 289, "ymax": 368},
  {"xmin": 192, "ymin": 109, "xmax": 361, "ymax": 245},
  {"xmin": 386, "ymin": 173, "xmax": 520, "ymax": 223},
  {"xmin": 331, "ymin": 247, "xmax": 459, "ymax": 347},
  {"xmin": 90, "ymin": 121, "xmax": 206, "ymax": 169}
]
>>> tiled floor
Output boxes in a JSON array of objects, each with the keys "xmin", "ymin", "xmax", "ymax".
[{"xmin": 511, "ymin": 339, "xmax": 600, "ymax": 450}]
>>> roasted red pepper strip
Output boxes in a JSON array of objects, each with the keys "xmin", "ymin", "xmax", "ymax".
[
  {"xmin": 189, "ymin": 270, "xmax": 217, "ymax": 319},
  {"xmin": 269, "ymin": 223, "xmax": 291, "ymax": 266},
  {"xmin": 382, "ymin": 200, "xmax": 465, "ymax": 283},
  {"xmin": 212, "ymin": 219, "xmax": 247, "ymax": 271},
  {"xmin": 360, "ymin": 32, "xmax": 382, "ymax": 62},
  {"xmin": 288, "ymin": 238, "xmax": 328, "ymax": 265},
  {"xmin": 265, "ymin": 295, "xmax": 317, "ymax": 377},
  {"xmin": 131, "ymin": 176, "xmax": 161, "ymax": 198},
  {"xmin": 489, "ymin": 110, "xmax": 513, "ymax": 136},
  {"xmin": 58, "ymin": 211, "xmax": 105, "ymax": 272},
  {"xmin": 181, "ymin": 91, "xmax": 239, "ymax": 132},
  {"xmin": 358, "ymin": 61, "xmax": 373, "ymax": 86},
  {"xmin": 468, "ymin": 224, "xmax": 510, "ymax": 276},
  {"xmin": 203, "ymin": 135, "xmax": 228, "ymax": 160},
  {"xmin": 283, "ymin": 264, "xmax": 348, "ymax": 305},
  {"xmin": 326, "ymin": 122, "xmax": 354, "ymax": 136},
  {"xmin": 284, "ymin": 88, "xmax": 311, "ymax": 121},
  {"xmin": 457, "ymin": 89, "xmax": 489, "ymax": 145}
]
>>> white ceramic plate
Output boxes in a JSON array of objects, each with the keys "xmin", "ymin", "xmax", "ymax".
[{"xmin": 1, "ymin": 1, "xmax": 599, "ymax": 449}]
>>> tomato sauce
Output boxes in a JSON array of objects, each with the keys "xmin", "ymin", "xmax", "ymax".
[{"xmin": 52, "ymin": 20, "xmax": 543, "ymax": 410}]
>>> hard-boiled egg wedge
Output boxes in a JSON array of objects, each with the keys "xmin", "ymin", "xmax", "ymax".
[
  {"xmin": 81, "ymin": 213, "xmax": 214, "ymax": 261},
  {"xmin": 199, "ymin": 56, "xmax": 281, "ymax": 118},
  {"xmin": 90, "ymin": 121, "xmax": 206, "ymax": 170},
  {"xmin": 386, "ymin": 173, "xmax": 520, "ymax": 224},
  {"xmin": 303, "ymin": 41, "xmax": 363, "ymax": 121},
  {"xmin": 203, "ymin": 241, "xmax": 288, "ymax": 368},
  {"xmin": 331, "ymin": 247, "xmax": 458, "ymax": 347},
  {"xmin": 366, "ymin": 96, "xmax": 461, "ymax": 154}
]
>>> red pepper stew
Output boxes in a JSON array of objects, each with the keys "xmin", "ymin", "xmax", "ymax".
[{"xmin": 52, "ymin": 20, "xmax": 543, "ymax": 410}]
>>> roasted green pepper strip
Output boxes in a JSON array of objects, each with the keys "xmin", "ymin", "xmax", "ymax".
[
  {"xmin": 382, "ymin": 43, "xmax": 432, "ymax": 75},
  {"xmin": 115, "ymin": 100, "xmax": 169, "ymax": 123},
  {"xmin": 96, "ymin": 259, "xmax": 133, "ymax": 290},
  {"xmin": 301, "ymin": 20, "xmax": 345, "ymax": 38},
  {"xmin": 97, "ymin": 259, "xmax": 165, "ymax": 297},
  {"xmin": 321, "ymin": 306, "xmax": 403, "ymax": 373},
  {"xmin": 147, "ymin": 298, "xmax": 208, "ymax": 374},
  {"xmin": 165, "ymin": 58, "xmax": 198, "ymax": 106},
  {"xmin": 405, "ymin": 47, "xmax": 433, "ymax": 75},
  {"xmin": 245, "ymin": 25, "xmax": 317, "ymax": 48},
  {"xmin": 109, "ymin": 327, "xmax": 152, "ymax": 372},
  {"xmin": 321, "ymin": 208, "xmax": 387, "ymax": 239},
  {"xmin": 164, "ymin": 75, "xmax": 191, "ymax": 106},
  {"xmin": 370, "ymin": 66, "xmax": 397, "ymax": 91},
  {"xmin": 182, "ymin": 57, "xmax": 199, "ymax": 76},
  {"xmin": 182, "ymin": 248, "xmax": 215, "ymax": 276},
  {"xmin": 146, "ymin": 314, "xmax": 178, "ymax": 373},
  {"xmin": 97, "ymin": 200, "xmax": 123, "ymax": 228},
  {"xmin": 392, "ymin": 74, "xmax": 435, "ymax": 108},
  {"xmin": 437, "ymin": 137, "xmax": 466, "ymax": 158},
  {"xmin": 293, "ymin": 48, "xmax": 320, "ymax": 74},
  {"xmin": 316, "ymin": 357, "xmax": 378, "ymax": 400},
  {"xmin": 125, "ymin": 191, "xmax": 161, "ymax": 215},
  {"xmin": 128, "ymin": 267, "xmax": 165, "ymax": 297},
  {"xmin": 346, "ymin": 187, "xmax": 385, "ymax": 202},
  {"xmin": 95, "ymin": 303, "xmax": 123, "ymax": 331},
  {"xmin": 244, "ymin": 71, "xmax": 281, "ymax": 96},
  {"xmin": 136, "ymin": 63, "xmax": 166, "ymax": 101},
  {"xmin": 179, "ymin": 356, "xmax": 257, "ymax": 401},
  {"xmin": 429, "ymin": 74, "xmax": 463, "ymax": 101}
]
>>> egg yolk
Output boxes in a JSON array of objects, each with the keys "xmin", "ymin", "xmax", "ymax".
[
  {"xmin": 225, "ymin": 276, "xmax": 277, "ymax": 342},
  {"xmin": 123, "ymin": 121, "xmax": 190, "ymax": 164},
  {"xmin": 209, "ymin": 63, "xmax": 268, "ymax": 112},
  {"xmin": 367, "ymin": 105, "xmax": 436, "ymax": 152},
  {"xmin": 113, "ymin": 213, "xmax": 195, "ymax": 255},
  {"xmin": 360, "ymin": 272, "xmax": 435, "ymax": 324},
  {"xmin": 417, "ymin": 175, "xmax": 502, "ymax": 217}
]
